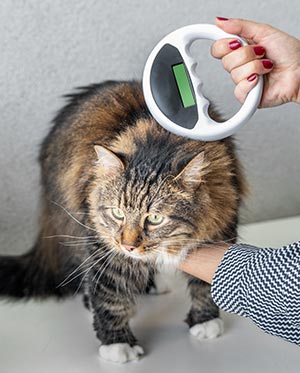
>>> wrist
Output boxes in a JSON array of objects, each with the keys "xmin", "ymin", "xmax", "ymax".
[{"xmin": 178, "ymin": 244, "xmax": 230, "ymax": 284}]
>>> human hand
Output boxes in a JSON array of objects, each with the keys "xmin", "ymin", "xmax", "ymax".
[{"xmin": 211, "ymin": 17, "xmax": 300, "ymax": 108}]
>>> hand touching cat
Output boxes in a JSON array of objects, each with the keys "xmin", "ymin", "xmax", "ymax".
[{"xmin": 211, "ymin": 17, "xmax": 300, "ymax": 108}]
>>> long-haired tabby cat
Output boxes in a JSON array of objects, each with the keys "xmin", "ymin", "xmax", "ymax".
[{"xmin": 0, "ymin": 81, "xmax": 246, "ymax": 363}]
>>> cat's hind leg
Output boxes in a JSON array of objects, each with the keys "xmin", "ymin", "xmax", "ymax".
[{"xmin": 185, "ymin": 276, "xmax": 224, "ymax": 340}]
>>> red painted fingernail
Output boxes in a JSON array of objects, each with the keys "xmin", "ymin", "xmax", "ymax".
[
  {"xmin": 253, "ymin": 46, "xmax": 265, "ymax": 56},
  {"xmin": 229, "ymin": 39, "xmax": 242, "ymax": 50},
  {"xmin": 216, "ymin": 17, "xmax": 229, "ymax": 21},
  {"xmin": 262, "ymin": 60, "xmax": 273, "ymax": 69},
  {"xmin": 247, "ymin": 73, "xmax": 257, "ymax": 82}
]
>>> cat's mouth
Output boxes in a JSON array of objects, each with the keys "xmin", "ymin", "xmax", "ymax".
[
  {"xmin": 119, "ymin": 244, "xmax": 149, "ymax": 259},
  {"xmin": 117, "ymin": 242, "xmax": 181, "ymax": 262}
]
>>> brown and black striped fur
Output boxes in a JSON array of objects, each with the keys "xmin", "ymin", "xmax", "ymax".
[{"xmin": 0, "ymin": 81, "xmax": 246, "ymax": 349}]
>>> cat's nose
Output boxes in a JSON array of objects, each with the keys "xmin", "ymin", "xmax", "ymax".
[{"xmin": 122, "ymin": 244, "xmax": 137, "ymax": 252}]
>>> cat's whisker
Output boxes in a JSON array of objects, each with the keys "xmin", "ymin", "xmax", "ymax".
[
  {"xmin": 93, "ymin": 249, "xmax": 119, "ymax": 294},
  {"xmin": 72, "ymin": 251, "xmax": 114, "ymax": 296},
  {"xmin": 43, "ymin": 234, "xmax": 97, "ymax": 240},
  {"xmin": 59, "ymin": 241, "xmax": 98, "ymax": 247},
  {"xmin": 71, "ymin": 212, "xmax": 93, "ymax": 216},
  {"xmin": 161, "ymin": 237, "xmax": 238, "ymax": 245},
  {"xmin": 155, "ymin": 249, "xmax": 178, "ymax": 255},
  {"xmin": 58, "ymin": 247, "xmax": 114, "ymax": 287},
  {"xmin": 145, "ymin": 237, "xmax": 239, "ymax": 258},
  {"xmin": 59, "ymin": 242, "xmax": 96, "ymax": 247},
  {"xmin": 145, "ymin": 235, "xmax": 238, "ymax": 259},
  {"xmin": 51, "ymin": 200, "xmax": 98, "ymax": 233},
  {"xmin": 91, "ymin": 248, "xmax": 116, "ymax": 283},
  {"xmin": 91, "ymin": 253, "xmax": 118, "ymax": 294},
  {"xmin": 59, "ymin": 257, "xmax": 103, "ymax": 288},
  {"xmin": 61, "ymin": 239, "xmax": 98, "ymax": 244},
  {"xmin": 74, "ymin": 248, "xmax": 117, "ymax": 296}
]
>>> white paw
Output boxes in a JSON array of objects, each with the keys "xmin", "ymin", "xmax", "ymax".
[
  {"xmin": 99, "ymin": 343, "xmax": 144, "ymax": 363},
  {"xmin": 189, "ymin": 318, "xmax": 224, "ymax": 340}
]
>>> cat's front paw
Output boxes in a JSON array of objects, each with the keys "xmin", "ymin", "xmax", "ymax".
[
  {"xmin": 189, "ymin": 317, "xmax": 224, "ymax": 341},
  {"xmin": 99, "ymin": 343, "xmax": 144, "ymax": 363}
]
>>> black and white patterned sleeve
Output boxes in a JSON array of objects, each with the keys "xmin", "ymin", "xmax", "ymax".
[{"xmin": 211, "ymin": 242, "xmax": 300, "ymax": 345}]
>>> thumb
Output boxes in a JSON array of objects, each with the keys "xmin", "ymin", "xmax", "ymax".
[{"xmin": 215, "ymin": 17, "xmax": 273, "ymax": 44}]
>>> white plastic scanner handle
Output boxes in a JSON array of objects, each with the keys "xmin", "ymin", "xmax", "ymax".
[{"xmin": 143, "ymin": 24, "xmax": 263, "ymax": 141}]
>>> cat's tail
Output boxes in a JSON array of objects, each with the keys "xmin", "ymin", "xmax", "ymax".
[{"xmin": 0, "ymin": 241, "xmax": 78, "ymax": 300}]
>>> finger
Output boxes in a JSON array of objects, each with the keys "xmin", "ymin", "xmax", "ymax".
[
  {"xmin": 234, "ymin": 74, "xmax": 259, "ymax": 103},
  {"xmin": 222, "ymin": 45, "xmax": 266, "ymax": 72},
  {"xmin": 230, "ymin": 59, "xmax": 273, "ymax": 84},
  {"xmin": 211, "ymin": 38, "xmax": 241, "ymax": 59},
  {"xmin": 215, "ymin": 17, "xmax": 275, "ymax": 44}
]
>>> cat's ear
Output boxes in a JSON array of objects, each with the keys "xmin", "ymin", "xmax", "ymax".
[
  {"xmin": 175, "ymin": 152, "xmax": 209, "ymax": 190},
  {"xmin": 94, "ymin": 145, "xmax": 124, "ymax": 176}
]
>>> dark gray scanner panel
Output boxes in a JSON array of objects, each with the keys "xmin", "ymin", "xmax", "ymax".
[{"xmin": 150, "ymin": 44, "xmax": 198, "ymax": 129}]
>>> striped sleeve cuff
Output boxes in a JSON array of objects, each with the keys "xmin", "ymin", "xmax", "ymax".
[
  {"xmin": 211, "ymin": 242, "xmax": 300, "ymax": 345},
  {"xmin": 211, "ymin": 243, "xmax": 261, "ymax": 316}
]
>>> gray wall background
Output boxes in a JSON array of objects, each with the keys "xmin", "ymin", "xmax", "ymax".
[{"xmin": 0, "ymin": 0, "xmax": 299, "ymax": 255}]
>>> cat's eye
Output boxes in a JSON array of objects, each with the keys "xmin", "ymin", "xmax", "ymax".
[
  {"xmin": 146, "ymin": 213, "xmax": 164, "ymax": 226},
  {"xmin": 111, "ymin": 207, "xmax": 125, "ymax": 220}
]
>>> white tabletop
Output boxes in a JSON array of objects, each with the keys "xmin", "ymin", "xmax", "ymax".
[{"xmin": 1, "ymin": 216, "xmax": 299, "ymax": 373}]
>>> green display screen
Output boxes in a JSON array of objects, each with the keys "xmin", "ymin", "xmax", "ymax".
[{"xmin": 172, "ymin": 63, "xmax": 196, "ymax": 108}]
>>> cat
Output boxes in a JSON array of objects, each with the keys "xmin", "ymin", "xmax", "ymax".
[{"xmin": 0, "ymin": 80, "xmax": 246, "ymax": 363}]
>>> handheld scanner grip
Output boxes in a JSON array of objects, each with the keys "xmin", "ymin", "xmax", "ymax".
[{"xmin": 143, "ymin": 24, "xmax": 263, "ymax": 141}]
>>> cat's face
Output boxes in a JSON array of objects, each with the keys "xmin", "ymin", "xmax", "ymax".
[{"xmin": 88, "ymin": 145, "xmax": 209, "ymax": 264}]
